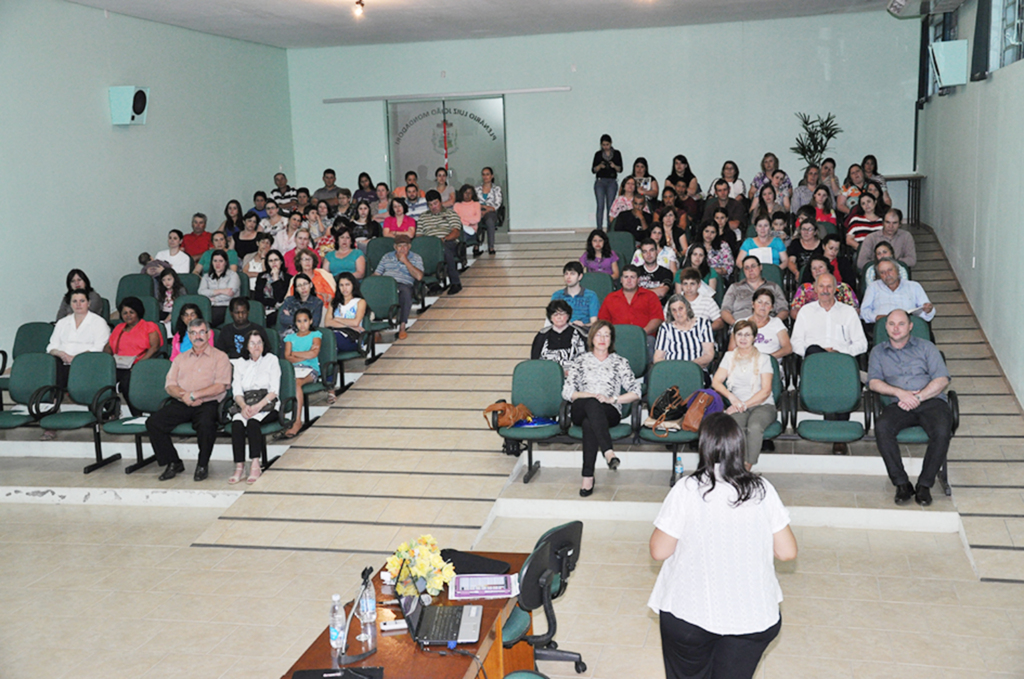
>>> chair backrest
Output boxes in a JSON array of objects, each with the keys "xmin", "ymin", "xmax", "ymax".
[
  {"xmin": 874, "ymin": 313, "xmax": 931, "ymax": 344},
  {"xmin": 367, "ymin": 237, "xmax": 396, "ymax": 273},
  {"xmin": 100, "ymin": 297, "xmax": 111, "ymax": 324},
  {"xmin": 246, "ymin": 299, "xmax": 266, "ymax": 327},
  {"xmin": 170, "ymin": 294, "xmax": 214, "ymax": 329},
  {"xmin": 278, "ymin": 358, "xmax": 296, "ymax": 403},
  {"xmin": 799, "ymin": 352, "xmax": 860, "ymax": 414},
  {"xmin": 411, "ymin": 236, "xmax": 444, "ymax": 273},
  {"xmin": 116, "ymin": 273, "xmax": 155, "ymax": 305},
  {"xmin": 613, "ymin": 324, "xmax": 647, "ymax": 380},
  {"xmin": 509, "ymin": 360, "xmax": 564, "ymax": 419},
  {"xmin": 769, "ymin": 355, "xmax": 783, "ymax": 402},
  {"xmin": 515, "ymin": 541, "xmax": 553, "ymax": 613},
  {"xmin": 139, "ymin": 296, "xmax": 161, "ymax": 324},
  {"xmin": 8, "ymin": 353, "xmax": 57, "ymax": 405},
  {"xmin": 126, "ymin": 359, "xmax": 172, "ymax": 414},
  {"xmin": 580, "ymin": 272, "xmax": 613, "ymax": 305},
  {"xmin": 265, "ymin": 327, "xmax": 283, "ymax": 357},
  {"xmin": 739, "ymin": 262, "xmax": 784, "ymax": 290},
  {"xmin": 608, "ymin": 231, "xmax": 635, "ymax": 269},
  {"xmin": 533, "ymin": 520, "xmax": 583, "ymax": 599},
  {"xmin": 645, "ymin": 360, "xmax": 704, "ymax": 407},
  {"xmin": 13, "ymin": 322, "xmax": 56, "ymax": 359},
  {"xmin": 315, "ymin": 328, "xmax": 338, "ymax": 389},
  {"xmin": 361, "ymin": 276, "xmax": 399, "ymax": 319},
  {"xmin": 179, "ymin": 273, "xmax": 202, "ymax": 295},
  {"xmin": 66, "ymin": 352, "xmax": 116, "ymax": 405}
]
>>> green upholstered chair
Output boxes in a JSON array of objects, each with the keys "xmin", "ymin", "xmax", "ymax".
[
  {"xmin": 179, "ymin": 273, "xmax": 201, "ymax": 295},
  {"xmin": 494, "ymin": 360, "xmax": 564, "ymax": 484},
  {"xmin": 0, "ymin": 322, "xmax": 55, "ymax": 410},
  {"xmin": 613, "ymin": 324, "xmax": 648, "ymax": 381},
  {"xmin": 793, "ymin": 352, "xmax": 867, "ymax": 445},
  {"xmin": 608, "ymin": 231, "xmax": 635, "ymax": 272},
  {"xmin": 580, "ymin": 272, "xmax": 613, "ymax": 305},
  {"xmin": 0, "ymin": 353, "xmax": 59, "ymax": 430},
  {"xmin": 411, "ymin": 236, "xmax": 447, "ymax": 308},
  {"xmin": 265, "ymin": 327, "xmax": 283, "ymax": 358},
  {"xmin": 116, "ymin": 273, "xmax": 155, "ymax": 305},
  {"xmin": 501, "ymin": 521, "xmax": 586, "ymax": 675},
  {"xmin": 870, "ymin": 388, "xmax": 959, "ymax": 496},
  {"xmin": 170, "ymin": 295, "xmax": 213, "ymax": 328},
  {"xmin": 638, "ymin": 360, "xmax": 705, "ymax": 485},
  {"xmin": 873, "ymin": 313, "xmax": 931, "ymax": 344},
  {"xmin": 101, "ymin": 358, "xmax": 171, "ymax": 474},
  {"xmin": 361, "ymin": 276, "xmax": 400, "ymax": 362},
  {"xmin": 138, "ymin": 296, "xmax": 161, "ymax": 324},
  {"xmin": 296, "ymin": 328, "xmax": 339, "ymax": 427},
  {"xmin": 366, "ymin": 237, "xmax": 396, "ymax": 274},
  {"xmin": 38, "ymin": 352, "xmax": 121, "ymax": 473},
  {"xmin": 738, "ymin": 262, "xmax": 785, "ymax": 291}
]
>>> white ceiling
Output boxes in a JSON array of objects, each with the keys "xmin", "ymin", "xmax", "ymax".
[{"xmin": 67, "ymin": 0, "xmax": 884, "ymax": 49}]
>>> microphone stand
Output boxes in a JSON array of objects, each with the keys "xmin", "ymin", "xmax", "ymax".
[{"xmin": 338, "ymin": 566, "xmax": 378, "ymax": 666}]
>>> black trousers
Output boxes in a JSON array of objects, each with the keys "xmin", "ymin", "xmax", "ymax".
[
  {"xmin": 875, "ymin": 398, "xmax": 952, "ymax": 488},
  {"xmin": 442, "ymin": 239, "xmax": 461, "ymax": 286},
  {"xmin": 115, "ymin": 367, "xmax": 142, "ymax": 417},
  {"xmin": 231, "ymin": 412, "xmax": 278, "ymax": 462},
  {"xmin": 660, "ymin": 610, "xmax": 781, "ymax": 679},
  {"xmin": 570, "ymin": 397, "xmax": 621, "ymax": 477},
  {"xmin": 147, "ymin": 399, "xmax": 220, "ymax": 467}
]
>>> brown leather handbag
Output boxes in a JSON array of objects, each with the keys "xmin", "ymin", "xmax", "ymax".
[
  {"xmin": 483, "ymin": 400, "xmax": 533, "ymax": 430},
  {"xmin": 680, "ymin": 390, "xmax": 716, "ymax": 432}
]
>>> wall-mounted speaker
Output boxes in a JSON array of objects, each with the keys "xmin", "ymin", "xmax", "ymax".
[{"xmin": 109, "ymin": 86, "xmax": 149, "ymax": 126}]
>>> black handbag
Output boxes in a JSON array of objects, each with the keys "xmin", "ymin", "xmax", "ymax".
[
  {"xmin": 650, "ymin": 386, "xmax": 687, "ymax": 421},
  {"xmin": 226, "ymin": 389, "xmax": 276, "ymax": 416}
]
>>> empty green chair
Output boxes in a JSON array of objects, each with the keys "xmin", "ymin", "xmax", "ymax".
[
  {"xmin": 1, "ymin": 322, "xmax": 55, "ymax": 409},
  {"xmin": 116, "ymin": 273, "xmax": 155, "ymax": 305},
  {"xmin": 38, "ymin": 352, "xmax": 121, "ymax": 473},
  {"xmin": 366, "ymin": 237, "xmax": 395, "ymax": 274},
  {"xmin": 793, "ymin": 352, "xmax": 867, "ymax": 446},
  {"xmin": 101, "ymin": 359, "xmax": 171, "ymax": 474},
  {"xmin": 411, "ymin": 236, "xmax": 447, "ymax": 309},
  {"xmin": 580, "ymin": 272, "xmax": 613, "ymax": 305},
  {"xmin": 608, "ymin": 231, "xmax": 635, "ymax": 272},
  {"xmin": 361, "ymin": 276, "xmax": 400, "ymax": 362},
  {"xmin": 0, "ymin": 353, "xmax": 59, "ymax": 430},
  {"xmin": 613, "ymin": 324, "xmax": 648, "ymax": 381},
  {"xmin": 495, "ymin": 360, "xmax": 564, "ymax": 484},
  {"xmin": 179, "ymin": 273, "xmax": 201, "ymax": 295},
  {"xmin": 638, "ymin": 360, "xmax": 705, "ymax": 485}
]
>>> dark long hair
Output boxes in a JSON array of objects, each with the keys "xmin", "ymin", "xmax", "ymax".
[
  {"xmin": 683, "ymin": 243, "xmax": 710, "ymax": 280},
  {"xmin": 333, "ymin": 272, "xmax": 364, "ymax": 308},
  {"xmin": 174, "ymin": 303, "xmax": 203, "ymax": 341},
  {"xmin": 223, "ymin": 200, "xmax": 244, "ymax": 235},
  {"xmin": 585, "ymin": 229, "xmax": 611, "ymax": 259},
  {"xmin": 207, "ymin": 249, "xmax": 229, "ymax": 280},
  {"xmin": 159, "ymin": 268, "xmax": 186, "ymax": 301},
  {"xmin": 63, "ymin": 269, "xmax": 94, "ymax": 305},
  {"xmin": 692, "ymin": 413, "xmax": 766, "ymax": 506}
]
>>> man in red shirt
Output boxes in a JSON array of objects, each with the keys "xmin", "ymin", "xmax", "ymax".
[
  {"xmin": 181, "ymin": 213, "xmax": 211, "ymax": 258},
  {"xmin": 598, "ymin": 265, "xmax": 663, "ymax": 356}
]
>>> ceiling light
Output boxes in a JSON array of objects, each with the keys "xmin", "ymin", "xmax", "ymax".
[{"xmin": 354, "ymin": 0, "xmax": 364, "ymax": 16}]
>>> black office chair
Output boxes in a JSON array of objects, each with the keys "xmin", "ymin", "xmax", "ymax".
[{"xmin": 502, "ymin": 521, "xmax": 586, "ymax": 674}]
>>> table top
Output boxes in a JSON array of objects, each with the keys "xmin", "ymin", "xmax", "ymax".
[{"xmin": 282, "ymin": 551, "xmax": 528, "ymax": 679}]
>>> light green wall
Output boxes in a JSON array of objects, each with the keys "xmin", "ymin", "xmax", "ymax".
[
  {"xmin": 919, "ymin": 0, "xmax": 1024, "ymax": 401},
  {"xmin": 0, "ymin": 0, "xmax": 293, "ymax": 351},
  {"xmin": 287, "ymin": 11, "xmax": 919, "ymax": 231}
]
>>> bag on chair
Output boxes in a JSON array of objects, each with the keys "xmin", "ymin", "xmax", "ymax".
[
  {"xmin": 680, "ymin": 389, "xmax": 725, "ymax": 432},
  {"xmin": 483, "ymin": 400, "xmax": 533, "ymax": 430},
  {"xmin": 645, "ymin": 386, "xmax": 689, "ymax": 437}
]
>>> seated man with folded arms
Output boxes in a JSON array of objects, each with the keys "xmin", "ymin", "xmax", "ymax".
[
  {"xmin": 373, "ymin": 234, "xmax": 423, "ymax": 340},
  {"xmin": 720, "ymin": 257, "xmax": 789, "ymax": 325},
  {"xmin": 637, "ymin": 239, "xmax": 673, "ymax": 302},
  {"xmin": 860, "ymin": 258, "xmax": 935, "ymax": 325},
  {"xmin": 790, "ymin": 273, "xmax": 867, "ymax": 358},
  {"xmin": 147, "ymin": 317, "xmax": 231, "ymax": 482},
  {"xmin": 868, "ymin": 309, "xmax": 952, "ymax": 507},
  {"xmin": 416, "ymin": 189, "xmax": 464, "ymax": 296},
  {"xmin": 551, "ymin": 261, "xmax": 599, "ymax": 329},
  {"xmin": 856, "ymin": 208, "xmax": 918, "ymax": 270},
  {"xmin": 216, "ymin": 297, "xmax": 264, "ymax": 360},
  {"xmin": 675, "ymin": 267, "xmax": 724, "ymax": 331},
  {"xmin": 598, "ymin": 264, "xmax": 663, "ymax": 355}
]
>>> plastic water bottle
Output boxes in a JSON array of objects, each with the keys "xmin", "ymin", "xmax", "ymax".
[
  {"xmin": 358, "ymin": 578, "xmax": 377, "ymax": 625},
  {"xmin": 674, "ymin": 451, "xmax": 685, "ymax": 476},
  {"xmin": 329, "ymin": 594, "xmax": 345, "ymax": 650}
]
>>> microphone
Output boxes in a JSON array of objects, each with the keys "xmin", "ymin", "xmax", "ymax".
[{"xmin": 338, "ymin": 565, "xmax": 379, "ymax": 666}]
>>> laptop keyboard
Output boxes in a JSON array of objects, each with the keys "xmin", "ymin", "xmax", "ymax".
[{"xmin": 431, "ymin": 607, "xmax": 461, "ymax": 640}]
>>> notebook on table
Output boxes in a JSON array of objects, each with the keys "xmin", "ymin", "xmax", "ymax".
[{"xmin": 399, "ymin": 577, "xmax": 482, "ymax": 645}]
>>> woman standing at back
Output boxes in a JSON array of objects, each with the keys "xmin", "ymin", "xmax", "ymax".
[{"xmin": 649, "ymin": 414, "xmax": 797, "ymax": 679}]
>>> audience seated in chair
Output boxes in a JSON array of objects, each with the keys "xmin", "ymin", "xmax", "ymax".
[
  {"xmin": 791, "ymin": 257, "xmax": 860, "ymax": 319},
  {"xmin": 323, "ymin": 273, "xmax": 367, "ymax": 354},
  {"xmin": 728, "ymin": 288, "xmax": 792, "ymax": 360},
  {"xmin": 182, "ymin": 213, "xmax": 212, "ymax": 259},
  {"xmin": 373, "ymin": 234, "xmax": 423, "ymax": 340},
  {"xmin": 791, "ymin": 273, "xmax": 867, "ymax": 359},
  {"xmin": 597, "ymin": 265, "xmax": 663, "ymax": 352},
  {"xmin": 652, "ymin": 294, "xmax": 715, "ymax": 370},
  {"xmin": 532, "ymin": 300, "xmax": 587, "ymax": 373},
  {"xmin": 674, "ymin": 267, "xmax": 724, "ymax": 331},
  {"xmin": 228, "ymin": 327, "xmax": 281, "ymax": 485},
  {"xmin": 635, "ymin": 239, "xmax": 673, "ymax": 301},
  {"xmin": 551, "ymin": 261, "xmax": 599, "ymax": 328},
  {"xmin": 216, "ymin": 297, "xmax": 263, "ymax": 360},
  {"xmin": 580, "ymin": 230, "xmax": 620, "ymax": 280},
  {"xmin": 198, "ymin": 249, "xmax": 242, "ymax": 327},
  {"xmin": 720, "ymin": 257, "xmax": 789, "ymax": 326},
  {"xmin": 856, "ymin": 208, "xmax": 917, "ymax": 270},
  {"xmin": 192, "ymin": 231, "xmax": 239, "ymax": 275},
  {"xmin": 105, "ymin": 296, "xmax": 163, "ymax": 415},
  {"xmin": 155, "ymin": 229, "xmax": 192, "ymax": 275},
  {"xmin": 416, "ymin": 189, "xmax": 465, "ymax": 295},
  {"xmin": 278, "ymin": 273, "xmax": 329, "ymax": 336},
  {"xmin": 281, "ymin": 308, "xmax": 324, "ymax": 438},
  {"xmin": 254, "ymin": 249, "xmax": 291, "ymax": 329},
  {"xmin": 860, "ymin": 258, "xmax": 934, "ymax": 325},
  {"xmin": 57, "ymin": 269, "xmax": 104, "ymax": 321}
]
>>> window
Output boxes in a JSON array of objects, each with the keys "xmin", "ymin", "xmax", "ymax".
[
  {"xmin": 1000, "ymin": 0, "xmax": 1024, "ymax": 67},
  {"xmin": 927, "ymin": 10, "xmax": 960, "ymax": 96}
]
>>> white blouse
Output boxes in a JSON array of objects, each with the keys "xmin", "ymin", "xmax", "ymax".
[
  {"xmin": 648, "ymin": 466, "xmax": 790, "ymax": 635},
  {"xmin": 231, "ymin": 353, "xmax": 282, "ymax": 423},
  {"xmin": 631, "ymin": 246, "xmax": 678, "ymax": 270},
  {"xmin": 46, "ymin": 312, "xmax": 110, "ymax": 357},
  {"xmin": 719, "ymin": 350, "xmax": 774, "ymax": 406},
  {"xmin": 753, "ymin": 317, "xmax": 787, "ymax": 356}
]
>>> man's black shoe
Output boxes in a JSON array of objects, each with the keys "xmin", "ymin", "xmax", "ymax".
[
  {"xmin": 915, "ymin": 484, "xmax": 932, "ymax": 507},
  {"xmin": 158, "ymin": 461, "xmax": 185, "ymax": 481},
  {"xmin": 894, "ymin": 482, "xmax": 915, "ymax": 505},
  {"xmin": 446, "ymin": 284, "xmax": 463, "ymax": 296},
  {"xmin": 194, "ymin": 465, "xmax": 209, "ymax": 482}
]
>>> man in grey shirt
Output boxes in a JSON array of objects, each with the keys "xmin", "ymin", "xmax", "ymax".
[
  {"xmin": 856, "ymin": 208, "xmax": 918, "ymax": 269},
  {"xmin": 791, "ymin": 165, "xmax": 819, "ymax": 213},
  {"xmin": 868, "ymin": 309, "xmax": 952, "ymax": 507},
  {"xmin": 312, "ymin": 168, "xmax": 344, "ymax": 208}
]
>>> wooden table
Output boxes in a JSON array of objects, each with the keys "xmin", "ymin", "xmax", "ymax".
[{"xmin": 282, "ymin": 552, "xmax": 533, "ymax": 679}]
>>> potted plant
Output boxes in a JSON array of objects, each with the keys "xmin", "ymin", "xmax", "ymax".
[{"xmin": 790, "ymin": 113, "xmax": 843, "ymax": 168}]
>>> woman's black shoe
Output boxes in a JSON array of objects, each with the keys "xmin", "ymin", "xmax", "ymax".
[
  {"xmin": 579, "ymin": 485, "xmax": 594, "ymax": 497},
  {"xmin": 606, "ymin": 455, "xmax": 621, "ymax": 471}
]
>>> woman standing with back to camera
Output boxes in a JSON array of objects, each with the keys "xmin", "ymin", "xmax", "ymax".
[
  {"xmin": 648, "ymin": 413, "xmax": 797, "ymax": 679},
  {"xmin": 592, "ymin": 134, "xmax": 623, "ymax": 230}
]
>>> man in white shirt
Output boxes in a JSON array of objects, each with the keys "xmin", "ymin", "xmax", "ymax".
[
  {"xmin": 154, "ymin": 229, "xmax": 192, "ymax": 274},
  {"xmin": 791, "ymin": 274, "xmax": 867, "ymax": 358}
]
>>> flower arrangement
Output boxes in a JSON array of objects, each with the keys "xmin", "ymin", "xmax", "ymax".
[{"xmin": 385, "ymin": 534, "xmax": 456, "ymax": 596}]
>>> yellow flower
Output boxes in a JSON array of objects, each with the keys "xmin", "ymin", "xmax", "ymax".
[{"xmin": 440, "ymin": 562, "xmax": 455, "ymax": 582}]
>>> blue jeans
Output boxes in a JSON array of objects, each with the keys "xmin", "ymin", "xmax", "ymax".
[{"xmin": 594, "ymin": 178, "xmax": 618, "ymax": 229}]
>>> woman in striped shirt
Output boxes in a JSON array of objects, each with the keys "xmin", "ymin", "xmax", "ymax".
[
  {"xmin": 844, "ymin": 192, "xmax": 883, "ymax": 247},
  {"xmin": 653, "ymin": 295, "xmax": 715, "ymax": 370}
]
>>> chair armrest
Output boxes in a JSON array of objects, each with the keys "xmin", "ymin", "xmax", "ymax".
[
  {"xmin": 218, "ymin": 396, "xmax": 235, "ymax": 427},
  {"xmin": 558, "ymin": 400, "xmax": 571, "ymax": 432},
  {"xmin": 29, "ymin": 385, "xmax": 62, "ymax": 420},
  {"xmin": 949, "ymin": 391, "xmax": 959, "ymax": 435},
  {"xmin": 778, "ymin": 390, "xmax": 788, "ymax": 432},
  {"xmin": 434, "ymin": 262, "xmax": 446, "ymax": 283},
  {"xmin": 862, "ymin": 389, "xmax": 872, "ymax": 434},
  {"xmin": 279, "ymin": 396, "xmax": 299, "ymax": 430},
  {"xmin": 388, "ymin": 304, "xmax": 400, "ymax": 328},
  {"xmin": 91, "ymin": 385, "xmax": 120, "ymax": 422},
  {"xmin": 0, "ymin": 349, "xmax": 7, "ymax": 378}
]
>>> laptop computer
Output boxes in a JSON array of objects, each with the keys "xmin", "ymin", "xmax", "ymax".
[{"xmin": 399, "ymin": 576, "xmax": 483, "ymax": 645}]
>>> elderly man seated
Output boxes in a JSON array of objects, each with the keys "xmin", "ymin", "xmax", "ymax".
[
  {"xmin": 720, "ymin": 257, "xmax": 789, "ymax": 325},
  {"xmin": 790, "ymin": 273, "xmax": 867, "ymax": 359},
  {"xmin": 868, "ymin": 310, "xmax": 952, "ymax": 507},
  {"xmin": 860, "ymin": 257, "xmax": 935, "ymax": 325}
]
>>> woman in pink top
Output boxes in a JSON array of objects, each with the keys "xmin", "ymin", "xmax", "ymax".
[
  {"xmin": 453, "ymin": 184, "xmax": 482, "ymax": 256},
  {"xmin": 382, "ymin": 198, "xmax": 417, "ymax": 239}
]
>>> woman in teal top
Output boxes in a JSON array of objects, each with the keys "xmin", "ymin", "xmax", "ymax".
[
  {"xmin": 739, "ymin": 216, "xmax": 789, "ymax": 269},
  {"xmin": 323, "ymin": 228, "xmax": 365, "ymax": 278}
]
